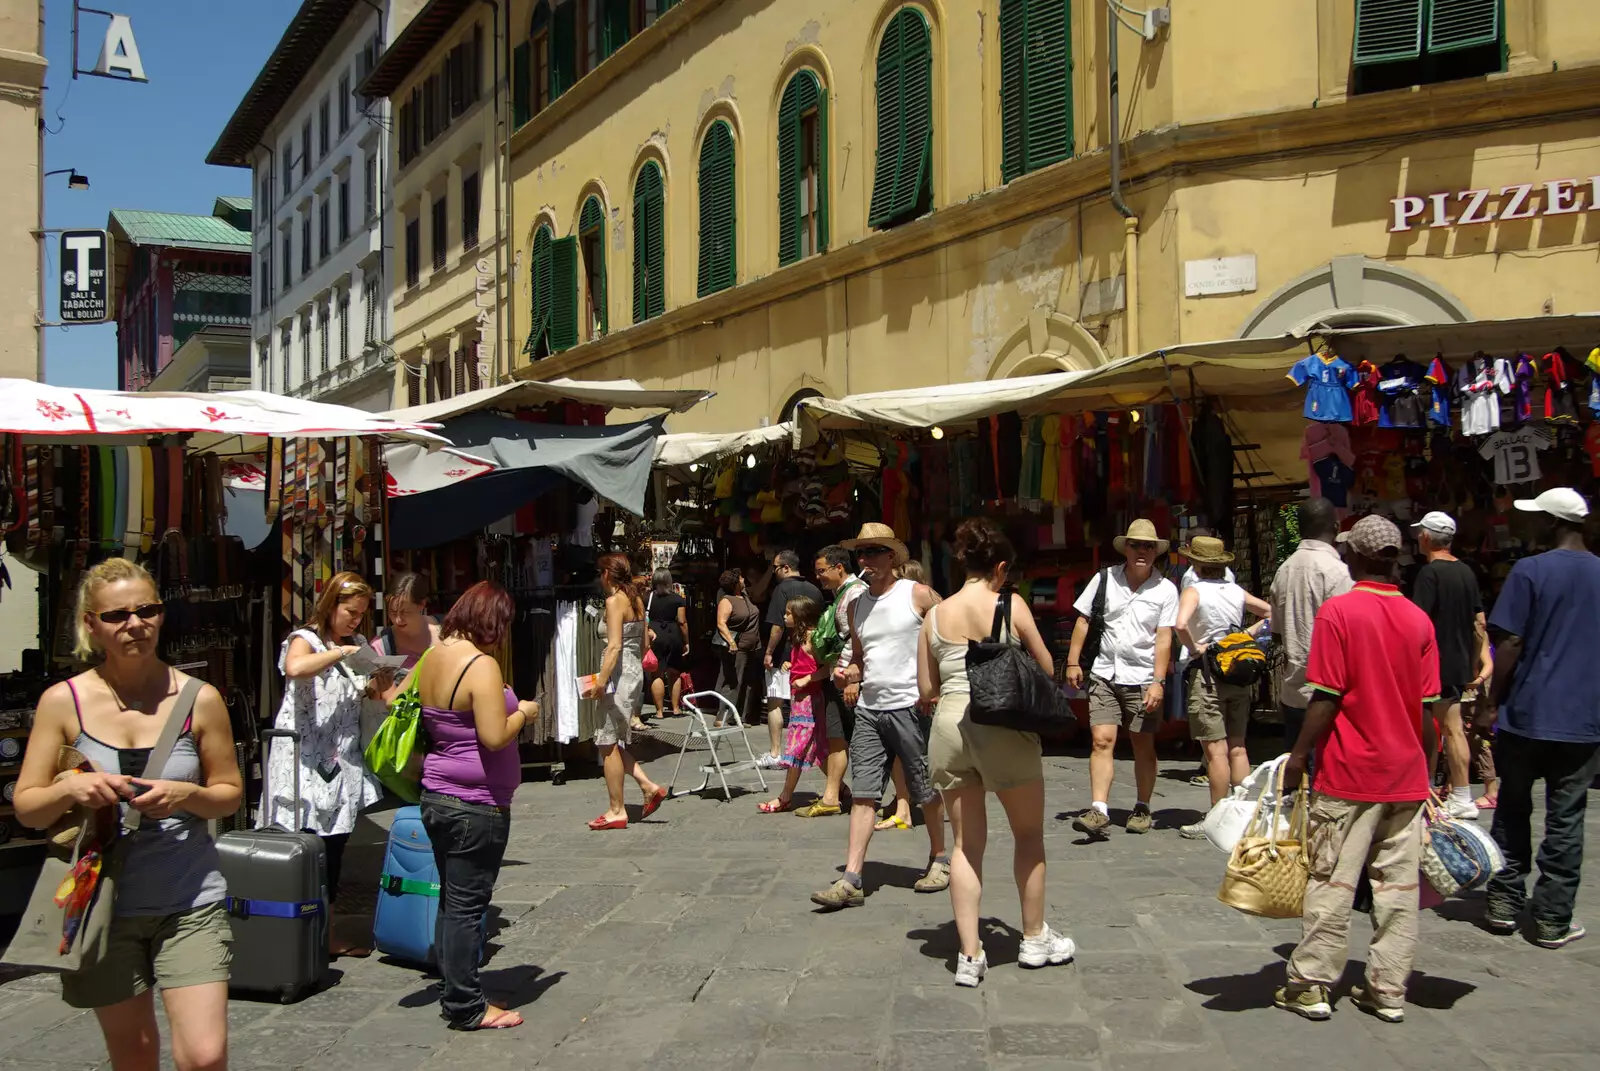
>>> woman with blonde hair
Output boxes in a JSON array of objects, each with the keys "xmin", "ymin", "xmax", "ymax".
[
  {"xmin": 267, "ymin": 570, "xmax": 383, "ymax": 956},
  {"xmin": 12, "ymin": 558, "xmax": 241, "ymax": 1071}
]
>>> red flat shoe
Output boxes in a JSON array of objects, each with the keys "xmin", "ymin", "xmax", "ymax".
[
  {"xmin": 640, "ymin": 787, "xmax": 668, "ymax": 820},
  {"xmin": 587, "ymin": 815, "xmax": 627, "ymax": 830}
]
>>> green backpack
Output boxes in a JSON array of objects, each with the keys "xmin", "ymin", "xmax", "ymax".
[
  {"xmin": 363, "ymin": 649, "xmax": 429, "ymax": 803},
  {"xmin": 812, "ymin": 578, "xmax": 862, "ymax": 668}
]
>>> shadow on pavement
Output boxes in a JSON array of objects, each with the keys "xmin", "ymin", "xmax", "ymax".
[
  {"xmin": 396, "ymin": 965, "xmax": 565, "ymax": 1012},
  {"xmin": 1187, "ymin": 950, "xmax": 1476, "ymax": 1013},
  {"xmin": 906, "ymin": 917, "xmax": 1024, "ymax": 970}
]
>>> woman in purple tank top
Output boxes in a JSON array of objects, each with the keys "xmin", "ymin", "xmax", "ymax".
[{"xmin": 415, "ymin": 581, "xmax": 538, "ymax": 1032}]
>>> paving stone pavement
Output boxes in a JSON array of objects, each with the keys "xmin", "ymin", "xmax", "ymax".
[{"xmin": 3, "ymin": 737, "xmax": 1598, "ymax": 1071}]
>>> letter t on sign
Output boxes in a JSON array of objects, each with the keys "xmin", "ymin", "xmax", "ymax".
[
  {"xmin": 64, "ymin": 235, "xmax": 98, "ymax": 290},
  {"xmin": 1390, "ymin": 196, "xmax": 1426, "ymax": 233}
]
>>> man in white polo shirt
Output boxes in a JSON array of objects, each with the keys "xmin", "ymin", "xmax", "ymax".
[{"xmin": 1066, "ymin": 519, "xmax": 1180, "ymax": 839}]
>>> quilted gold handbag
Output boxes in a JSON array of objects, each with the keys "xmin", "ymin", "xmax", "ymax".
[{"xmin": 1218, "ymin": 762, "xmax": 1309, "ymax": 919}]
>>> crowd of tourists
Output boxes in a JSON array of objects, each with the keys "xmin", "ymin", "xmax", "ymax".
[{"xmin": 8, "ymin": 487, "xmax": 1599, "ymax": 1064}]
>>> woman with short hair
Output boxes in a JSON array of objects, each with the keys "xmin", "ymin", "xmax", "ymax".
[
  {"xmin": 646, "ymin": 568, "xmax": 690, "ymax": 724},
  {"xmin": 714, "ymin": 568, "xmax": 763, "ymax": 726}
]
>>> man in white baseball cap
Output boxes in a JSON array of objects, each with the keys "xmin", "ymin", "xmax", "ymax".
[
  {"xmin": 1409, "ymin": 510, "xmax": 1492, "ymax": 820},
  {"xmin": 1482, "ymin": 487, "xmax": 1600, "ymax": 949}
]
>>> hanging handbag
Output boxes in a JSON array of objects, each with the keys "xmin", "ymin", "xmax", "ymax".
[
  {"xmin": 3, "ymin": 678, "xmax": 201, "ymax": 974},
  {"xmin": 967, "ymin": 587, "xmax": 1075, "ymax": 734},
  {"xmin": 1419, "ymin": 797, "xmax": 1498, "ymax": 897},
  {"xmin": 641, "ymin": 594, "xmax": 660, "ymax": 674},
  {"xmin": 1201, "ymin": 753, "xmax": 1291, "ymax": 853},
  {"xmin": 1217, "ymin": 761, "xmax": 1309, "ymax": 919},
  {"xmin": 364, "ymin": 649, "xmax": 431, "ymax": 804},
  {"xmin": 1076, "ymin": 569, "xmax": 1110, "ymax": 675}
]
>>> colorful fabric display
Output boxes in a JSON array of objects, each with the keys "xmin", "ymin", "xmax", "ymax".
[
  {"xmin": 1289, "ymin": 351, "xmax": 1356, "ymax": 422},
  {"xmin": 1425, "ymin": 356, "xmax": 1452, "ymax": 427},
  {"xmin": 1376, "ymin": 356, "xmax": 1430, "ymax": 428},
  {"xmin": 1039, "ymin": 416, "xmax": 1060, "ymax": 505}
]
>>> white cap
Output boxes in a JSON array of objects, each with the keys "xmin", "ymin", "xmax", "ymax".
[
  {"xmin": 1411, "ymin": 511, "xmax": 1457, "ymax": 537},
  {"xmin": 1514, "ymin": 487, "xmax": 1590, "ymax": 523}
]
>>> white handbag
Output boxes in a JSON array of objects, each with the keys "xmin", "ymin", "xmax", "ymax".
[{"xmin": 1202, "ymin": 753, "xmax": 1293, "ymax": 853}]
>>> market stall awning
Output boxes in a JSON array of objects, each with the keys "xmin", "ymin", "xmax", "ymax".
[
  {"xmin": 655, "ymin": 422, "xmax": 793, "ymax": 470},
  {"xmin": 0, "ymin": 379, "xmax": 450, "ymax": 450},
  {"xmin": 387, "ymin": 412, "xmax": 666, "ymax": 548},
  {"xmin": 384, "ymin": 377, "xmax": 711, "ymax": 424}
]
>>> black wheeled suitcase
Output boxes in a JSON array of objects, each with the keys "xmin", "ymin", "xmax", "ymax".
[{"xmin": 216, "ymin": 729, "xmax": 330, "ymax": 1003}]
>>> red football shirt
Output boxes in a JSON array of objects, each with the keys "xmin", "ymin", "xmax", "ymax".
[{"xmin": 1305, "ymin": 581, "xmax": 1440, "ymax": 803}]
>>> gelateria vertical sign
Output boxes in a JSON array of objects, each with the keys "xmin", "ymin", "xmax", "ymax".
[
  {"xmin": 474, "ymin": 257, "xmax": 494, "ymax": 383},
  {"xmin": 1390, "ymin": 178, "xmax": 1598, "ymax": 232}
]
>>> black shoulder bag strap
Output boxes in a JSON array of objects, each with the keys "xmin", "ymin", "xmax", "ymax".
[
  {"xmin": 989, "ymin": 586, "xmax": 1013, "ymax": 644},
  {"xmin": 1091, "ymin": 568, "xmax": 1109, "ymax": 624}
]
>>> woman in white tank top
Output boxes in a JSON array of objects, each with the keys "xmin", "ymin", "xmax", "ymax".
[{"xmin": 916, "ymin": 519, "xmax": 1076, "ymax": 988}]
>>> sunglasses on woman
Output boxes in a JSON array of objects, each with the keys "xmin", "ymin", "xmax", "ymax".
[{"xmin": 96, "ymin": 603, "xmax": 166, "ymax": 625}]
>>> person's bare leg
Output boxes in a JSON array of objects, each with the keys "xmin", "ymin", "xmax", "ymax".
[
  {"xmin": 844, "ymin": 797, "xmax": 878, "ymax": 875},
  {"xmin": 94, "ymin": 991, "xmax": 160, "ymax": 1071},
  {"xmin": 996, "ymin": 779, "xmax": 1047, "ymax": 937},
  {"xmin": 618, "ymin": 746, "xmax": 660, "ymax": 798},
  {"xmin": 767, "ymin": 699, "xmax": 784, "ymax": 758},
  {"xmin": 878, "ymin": 760, "xmax": 913, "ymax": 828},
  {"xmin": 1439, "ymin": 701, "xmax": 1471, "ymax": 794},
  {"xmin": 161, "ymin": 982, "xmax": 229, "ymax": 1071},
  {"xmin": 670, "ymin": 675, "xmax": 685, "ymax": 716},
  {"xmin": 946, "ymin": 787, "xmax": 988, "ymax": 958},
  {"xmin": 822, "ymin": 740, "xmax": 848, "ymax": 807},
  {"xmin": 642, "ymin": 679, "xmax": 663, "ymax": 728},
  {"xmin": 764, "ymin": 765, "xmax": 802, "ymax": 809},
  {"xmin": 1202, "ymin": 739, "xmax": 1231, "ymax": 807},
  {"xmin": 600, "ymin": 744, "xmax": 627, "ymax": 820},
  {"xmin": 1089, "ymin": 724, "xmax": 1118, "ymax": 804},
  {"xmin": 1227, "ymin": 737, "xmax": 1251, "ymax": 788},
  {"xmin": 1129, "ymin": 731, "xmax": 1159, "ymax": 807},
  {"xmin": 922, "ymin": 795, "xmax": 947, "ymax": 858}
]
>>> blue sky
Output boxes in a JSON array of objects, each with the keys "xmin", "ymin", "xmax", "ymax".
[{"xmin": 42, "ymin": 0, "xmax": 299, "ymax": 388}]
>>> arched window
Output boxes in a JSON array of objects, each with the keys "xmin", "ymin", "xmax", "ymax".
[
  {"xmin": 633, "ymin": 162, "xmax": 665, "ymax": 323},
  {"xmin": 696, "ymin": 121, "xmax": 736, "ymax": 297},
  {"xmin": 524, "ymin": 222, "xmax": 579, "ymax": 358},
  {"xmin": 777, "ymin": 70, "xmax": 828, "ymax": 266},
  {"xmin": 868, "ymin": 7, "xmax": 933, "ymax": 229},
  {"xmin": 578, "ymin": 194, "xmax": 607, "ymax": 339},
  {"xmin": 999, "ymin": 0, "xmax": 1073, "ymax": 182}
]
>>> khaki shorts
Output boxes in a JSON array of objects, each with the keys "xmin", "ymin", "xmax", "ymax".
[
  {"xmin": 929, "ymin": 693, "xmax": 1043, "ymax": 792},
  {"xmin": 1088, "ymin": 677, "xmax": 1162, "ymax": 735},
  {"xmin": 61, "ymin": 901, "xmax": 233, "ymax": 1009},
  {"xmin": 1187, "ymin": 670, "xmax": 1253, "ymax": 743}
]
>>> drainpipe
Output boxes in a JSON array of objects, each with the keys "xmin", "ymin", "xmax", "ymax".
[
  {"xmin": 1107, "ymin": 2, "xmax": 1139, "ymax": 355},
  {"xmin": 481, "ymin": 0, "xmax": 509, "ymax": 386}
]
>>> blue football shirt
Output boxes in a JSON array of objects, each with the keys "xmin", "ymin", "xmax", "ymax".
[{"xmin": 1289, "ymin": 355, "xmax": 1355, "ymax": 423}]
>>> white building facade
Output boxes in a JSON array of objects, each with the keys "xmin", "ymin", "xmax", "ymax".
[{"xmin": 209, "ymin": 0, "xmax": 426, "ymax": 412}]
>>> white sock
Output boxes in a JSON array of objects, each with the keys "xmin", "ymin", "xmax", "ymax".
[
  {"xmin": 1091, "ymin": 801, "xmax": 1109, "ymax": 816},
  {"xmin": 1451, "ymin": 786, "xmax": 1472, "ymax": 805}
]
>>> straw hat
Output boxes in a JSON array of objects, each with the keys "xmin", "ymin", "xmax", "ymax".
[
  {"xmin": 841, "ymin": 522, "xmax": 910, "ymax": 566},
  {"xmin": 1177, "ymin": 535, "xmax": 1234, "ymax": 565},
  {"xmin": 1112, "ymin": 518, "xmax": 1170, "ymax": 555}
]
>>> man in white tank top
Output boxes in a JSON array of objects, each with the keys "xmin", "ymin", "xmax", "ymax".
[{"xmin": 812, "ymin": 525, "xmax": 948, "ymax": 910}]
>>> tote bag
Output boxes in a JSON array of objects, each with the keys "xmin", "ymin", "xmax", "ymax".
[
  {"xmin": 967, "ymin": 588, "xmax": 1074, "ymax": 734},
  {"xmin": 363, "ymin": 650, "xmax": 430, "ymax": 804},
  {"xmin": 1217, "ymin": 762, "xmax": 1309, "ymax": 919}
]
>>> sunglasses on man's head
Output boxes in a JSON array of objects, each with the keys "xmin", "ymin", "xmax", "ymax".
[{"xmin": 96, "ymin": 603, "xmax": 165, "ymax": 625}]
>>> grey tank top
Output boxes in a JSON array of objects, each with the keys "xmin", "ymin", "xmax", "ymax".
[{"xmin": 69, "ymin": 680, "xmax": 228, "ymax": 917}]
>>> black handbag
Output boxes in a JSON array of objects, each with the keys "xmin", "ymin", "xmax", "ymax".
[
  {"xmin": 967, "ymin": 587, "xmax": 1075, "ymax": 734},
  {"xmin": 1076, "ymin": 569, "xmax": 1110, "ymax": 676}
]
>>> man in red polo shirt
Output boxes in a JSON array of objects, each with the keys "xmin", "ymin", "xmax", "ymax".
[{"xmin": 1275, "ymin": 515, "xmax": 1439, "ymax": 1025}]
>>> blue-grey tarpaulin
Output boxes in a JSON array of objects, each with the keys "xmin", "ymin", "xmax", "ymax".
[{"xmin": 389, "ymin": 413, "xmax": 665, "ymax": 548}]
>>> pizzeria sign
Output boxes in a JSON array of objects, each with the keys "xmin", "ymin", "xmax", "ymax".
[{"xmin": 1391, "ymin": 178, "xmax": 1597, "ymax": 233}]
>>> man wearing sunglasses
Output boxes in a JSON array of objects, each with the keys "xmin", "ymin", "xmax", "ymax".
[
  {"xmin": 1066, "ymin": 519, "xmax": 1179, "ymax": 838},
  {"xmin": 812, "ymin": 524, "xmax": 947, "ymax": 909}
]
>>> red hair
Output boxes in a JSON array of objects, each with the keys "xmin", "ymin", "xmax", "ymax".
[
  {"xmin": 440, "ymin": 581, "xmax": 515, "ymax": 649},
  {"xmin": 596, "ymin": 552, "xmax": 641, "ymax": 607}
]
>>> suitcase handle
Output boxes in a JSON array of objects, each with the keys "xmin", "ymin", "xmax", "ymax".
[{"xmin": 260, "ymin": 729, "xmax": 303, "ymax": 827}]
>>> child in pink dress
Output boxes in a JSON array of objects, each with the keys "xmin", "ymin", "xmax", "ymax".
[{"xmin": 757, "ymin": 596, "xmax": 826, "ymax": 813}]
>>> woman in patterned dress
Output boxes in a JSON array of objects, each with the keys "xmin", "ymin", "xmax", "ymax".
[{"xmin": 265, "ymin": 570, "xmax": 383, "ymax": 956}]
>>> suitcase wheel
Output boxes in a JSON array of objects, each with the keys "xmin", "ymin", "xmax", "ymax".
[
  {"xmin": 551, "ymin": 771, "xmax": 566, "ymax": 786},
  {"xmin": 279, "ymin": 985, "xmax": 299, "ymax": 1005}
]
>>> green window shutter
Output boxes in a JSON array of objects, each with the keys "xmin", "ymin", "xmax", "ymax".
[
  {"xmin": 999, "ymin": 0, "xmax": 1025, "ymax": 182},
  {"xmin": 602, "ymin": 0, "xmax": 631, "ymax": 58},
  {"xmin": 580, "ymin": 196, "xmax": 607, "ymax": 335},
  {"xmin": 1022, "ymin": 0, "xmax": 1073, "ymax": 173},
  {"xmin": 551, "ymin": 1, "xmax": 577, "ymax": 98},
  {"xmin": 890, "ymin": 12, "xmax": 933, "ymax": 223},
  {"xmin": 512, "ymin": 43, "xmax": 531, "ymax": 129},
  {"xmin": 697, "ymin": 121, "xmax": 736, "ymax": 297},
  {"xmin": 1353, "ymin": 0, "xmax": 1424, "ymax": 65},
  {"xmin": 633, "ymin": 163, "xmax": 665, "ymax": 323},
  {"xmin": 867, "ymin": 14, "xmax": 905, "ymax": 228},
  {"xmin": 777, "ymin": 72, "xmax": 819, "ymax": 267},
  {"xmin": 1427, "ymin": 0, "xmax": 1500, "ymax": 53},
  {"xmin": 550, "ymin": 235, "xmax": 579, "ymax": 351},
  {"xmin": 524, "ymin": 225, "xmax": 553, "ymax": 356},
  {"xmin": 816, "ymin": 86, "xmax": 829, "ymax": 254}
]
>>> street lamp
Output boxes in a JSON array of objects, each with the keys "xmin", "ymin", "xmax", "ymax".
[{"xmin": 45, "ymin": 168, "xmax": 90, "ymax": 190}]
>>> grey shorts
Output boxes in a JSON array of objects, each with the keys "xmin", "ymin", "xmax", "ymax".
[
  {"xmin": 848, "ymin": 706, "xmax": 937, "ymax": 805},
  {"xmin": 822, "ymin": 681, "xmax": 853, "ymax": 743},
  {"xmin": 1088, "ymin": 677, "xmax": 1163, "ymax": 735}
]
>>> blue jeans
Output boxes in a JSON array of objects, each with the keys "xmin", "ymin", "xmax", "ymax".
[
  {"xmin": 1486, "ymin": 732, "xmax": 1600, "ymax": 932},
  {"xmin": 420, "ymin": 791, "xmax": 511, "ymax": 1028}
]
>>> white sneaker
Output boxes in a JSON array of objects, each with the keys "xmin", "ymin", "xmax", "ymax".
[
  {"xmin": 1178, "ymin": 822, "xmax": 1208, "ymax": 840},
  {"xmin": 954, "ymin": 949, "xmax": 987, "ymax": 987},
  {"xmin": 756, "ymin": 753, "xmax": 781, "ymax": 769},
  {"xmin": 1445, "ymin": 796, "xmax": 1480, "ymax": 820},
  {"xmin": 1018, "ymin": 924, "xmax": 1077, "ymax": 968}
]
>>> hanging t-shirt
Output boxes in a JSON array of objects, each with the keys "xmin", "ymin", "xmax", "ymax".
[
  {"xmin": 1478, "ymin": 426, "xmax": 1552, "ymax": 485},
  {"xmin": 1350, "ymin": 361, "xmax": 1382, "ymax": 425},
  {"xmin": 1456, "ymin": 357, "xmax": 1512, "ymax": 437},
  {"xmin": 1425, "ymin": 357, "xmax": 1451, "ymax": 427},
  {"xmin": 1311, "ymin": 456, "xmax": 1356, "ymax": 508},
  {"xmin": 1541, "ymin": 351, "xmax": 1580, "ymax": 424},
  {"xmin": 1376, "ymin": 357, "xmax": 1430, "ymax": 428},
  {"xmin": 1512, "ymin": 355, "xmax": 1536, "ymax": 424},
  {"xmin": 1289, "ymin": 354, "xmax": 1355, "ymax": 423}
]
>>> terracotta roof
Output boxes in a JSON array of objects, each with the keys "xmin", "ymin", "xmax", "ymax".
[
  {"xmin": 207, "ymin": 0, "xmax": 362, "ymax": 168},
  {"xmin": 358, "ymin": 0, "xmax": 476, "ymax": 99}
]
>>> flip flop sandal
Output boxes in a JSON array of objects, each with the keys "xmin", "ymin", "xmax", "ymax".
[
  {"xmin": 455, "ymin": 1008, "xmax": 523, "ymax": 1031},
  {"xmin": 758, "ymin": 798, "xmax": 793, "ymax": 813},
  {"xmin": 874, "ymin": 814, "xmax": 911, "ymax": 831},
  {"xmin": 1474, "ymin": 795, "xmax": 1498, "ymax": 810},
  {"xmin": 588, "ymin": 815, "xmax": 628, "ymax": 830},
  {"xmin": 640, "ymin": 787, "xmax": 669, "ymax": 819}
]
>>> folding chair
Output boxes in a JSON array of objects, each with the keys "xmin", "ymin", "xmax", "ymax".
[{"xmin": 666, "ymin": 690, "xmax": 769, "ymax": 801}]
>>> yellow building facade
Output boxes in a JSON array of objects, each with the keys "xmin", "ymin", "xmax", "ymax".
[{"xmin": 380, "ymin": 1, "xmax": 1600, "ymax": 430}]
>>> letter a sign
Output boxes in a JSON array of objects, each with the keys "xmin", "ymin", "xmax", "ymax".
[
  {"xmin": 59, "ymin": 230, "xmax": 111, "ymax": 323},
  {"xmin": 89, "ymin": 12, "xmax": 147, "ymax": 82}
]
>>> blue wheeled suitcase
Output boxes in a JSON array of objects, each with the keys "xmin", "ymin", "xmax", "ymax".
[
  {"xmin": 372, "ymin": 805, "xmax": 441, "ymax": 965},
  {"xmin": 215, "ymin": 729, "xmax": 329, "ymax": 1003}
]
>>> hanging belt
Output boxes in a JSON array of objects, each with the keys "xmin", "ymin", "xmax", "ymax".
[
  {"xmin": 139, "ymin": 446, "xmax": 155, "ymax": 553},
  {"xmin": 123, "ymin": 446, "xmax": 143, "ymax": 560}
]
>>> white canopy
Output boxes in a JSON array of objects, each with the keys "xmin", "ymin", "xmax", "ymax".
[
  {"xmin": 654, "ymin": 422, "xmax": 792, "ymax": 470},
  {"xmin": 0, "ymin": 379, "xmax": 450, "ymax": 450},
  {"xmin": 386, "ymin": 377, "xmax": 712, "ymax": 424}
]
